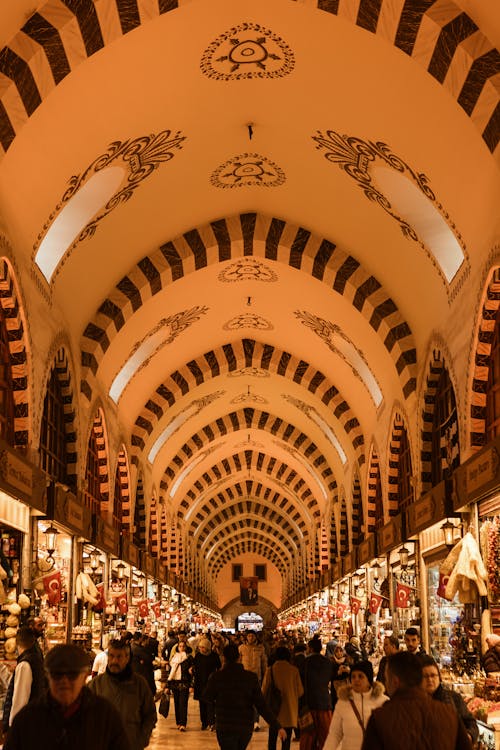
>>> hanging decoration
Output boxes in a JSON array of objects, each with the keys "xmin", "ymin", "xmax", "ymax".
[
  {"xmin": 395, "ymin": 581, "xmax": 411, "ymax": 608},
  {"xmin": 42, "ymin": 570, "xmax": 62, "ymax": 605},
  {"xmin": 369, "ymin": 592, "xmax": 383, "ymax": 614}
]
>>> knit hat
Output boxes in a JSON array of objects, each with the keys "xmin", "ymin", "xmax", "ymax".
[
  {"xmin": 486, "ymin": 633, "xmax": 500, "ymax": 648},
  {"xmin": 45, "ymin": 644, "xmax": 91, "ymax": 674},
  {"xmin": 350, "ymin": 659, "xmax": 374, "ymax": 685}
]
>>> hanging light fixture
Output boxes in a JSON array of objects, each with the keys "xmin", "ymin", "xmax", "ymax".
[
  {"xmin": 441, "ymin": 519, "xmax": 455, "ymax": 548},
  {"xmin": 89, "ymin": 549, "xmax": 100, "ymax": 571},
  {"xmin": 372, "ymin": 561, "xmax": 381, "ymax": 581},
  {"xmin": 115, "ymin": 562, "xmax": 126, "ymax": 579},
  {"xmin": 398, "ymin": 545, "xmax": 410, "ymax": 570},
  {"xmin": 44, "ymin": 524, "xmax": 59, "ymax": 563}
]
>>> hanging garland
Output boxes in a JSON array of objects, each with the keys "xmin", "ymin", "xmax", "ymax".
[{"xmin": 485, "ymin": 518, "xmax": 500, "ymax": 602}]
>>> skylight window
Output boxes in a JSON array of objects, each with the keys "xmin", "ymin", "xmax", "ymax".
[
  {"xmin": 374, "ymin": 166, "xmax": 464, "ymax": 283},
  {"xmin": 34, "ymin": 167, "xmax": 125, "ymax": 282}
]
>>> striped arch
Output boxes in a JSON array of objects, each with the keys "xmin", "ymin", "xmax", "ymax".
[
  {"xmin": 366, "ymin": 446, "xmax": 383, "ymax": 532},
  {"xmin": 175, "ymin": 454, "xmax": 323, "ymax": 521},
  {"xmin": 0, "ymin": 2, "xmax": 498, "ymax": 159},
  {"xmin": 339, "ymin": 494, "xmax": 348, "ymax": 556},
  {"xmin": 0, "ymin": 258, "xmax": 30, "ymax": 447},
  {"xmin": 87, "ymin": 407, "xmax": 110, "ymax": 512},
  {"xmin": 133, "ymin": 474, "xmax": 146, "ymax": 549},
  {"xmin": 47, "ymin": 347, "xmax": 78, "ymax": 486},
  {"xmin": 318, "ymin": 520, "xmax": 329, "ymax": 571},
  {"xmin": 186, "ymin": 490, "xmax": 311, "ymax": 543},
  {"xmin": 330, "ymin": 509, "xmax": 339, "ymax": 564},
  {"xmin": 199, "ymin": 514, "xmax": 298, "ymax": 560},
  {"xmin": 470, "ymin": 268, "xmax": 500, "ymax": 449},
  {"xmin": 114, "ymin": 447, "xmax": 131, "ymax": 532},
  {"xmin": 420, "ymin": 353, "xmax": 460, "ymax": 492},
  {"xmin": 351, "ymin": 474, "xmax": 364, "ymax": 544},
  {"xmin": 148, "ymin": 495, "xmax": 159, "ymax": 557},
  {"xmin": 159, "ymin": 504, "xmax": 168, "ymax": 561},
  {"xmin": 208, "ymin": 532, "xmax": 291, "ymax": 576},
  {"xmin": 81, "ymin": 213, "xmax": 417, "ymax": 402},
  {"xmin": 167, "ymin": 518, "xmax": 180, "ymax": 573},
  {"xmin": 160, "ymin": 408, "xmax": 337, "ymax": 498},
  {"xmin": 387, "ymin": 412, "xmax": 411, "ymax": 516}
]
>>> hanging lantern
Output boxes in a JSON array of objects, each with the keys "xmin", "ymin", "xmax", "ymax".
[{"xmin": 44, "ymin": 524, "xmax": 59, "ymax": 562}]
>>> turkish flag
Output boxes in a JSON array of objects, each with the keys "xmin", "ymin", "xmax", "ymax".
[
  {"xmin": 350, "ymin": 597, "xmax": 361, "ymax": 615},
  {"xmin": 43, "ymin": 570, "xmax": 61, "ymax": 605},
  {"xmin": 336, "ymin": 602, "xmax": 347, "ymax": 618},
  {"xmin": 437, "ymin": 572, "xmax": 451, "ymax": 599},
  {"xmin": 150, "ymin": 601, "xmax": 161, "ymax": 619},
  {"xmin": 94, "ymin": 583, "xmax": 107, "ymax": 611},
  {"xmin": 137, "ymin": 599, "xmax": 149, "ymax": 618},
  {"xmin": 116, "ymin": 593, "xmax": 128, "ymax": 614},
  {"xmin": 369, "ymin": 592, "xmax": 383, "ymax": 614},
  {"xmin": 395, "ymin": 582, "xmax": 411, "ymax": 608}
]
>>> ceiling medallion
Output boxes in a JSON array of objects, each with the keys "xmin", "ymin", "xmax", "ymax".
[
  {"xmin": 228, "ymin": 367, "xmax": 270, "ymax": 379},
  {"xmin": 201, "ymin": 22, "xmax": 295, "ymax": 81},
  {"xmin": 211, "ymin": 152, "xmax": 285, "ymax": 189},
  {"xmin": 231, "ymin": 391, "xmax": 268, "ymax": 405},
  {"xmin": 33, "ymin": 129, "xmax": 186, "ymax": 282},
  {"xmin": 218, "ymin": 258, "xmax": 278, "ymax": 283},
  {"xmin": 223, "ymin": 313, "xmax": 273, "ymax": 331}
]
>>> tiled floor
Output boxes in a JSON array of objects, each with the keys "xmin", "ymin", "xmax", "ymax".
[{"xmin": 150, "ymin": 697, "xmax": 272, "ymax": 750}]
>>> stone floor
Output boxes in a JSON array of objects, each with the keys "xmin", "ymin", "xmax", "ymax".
[{"xmin": 150, "ymin": 697, "xmax": 273, "ymax": 750}]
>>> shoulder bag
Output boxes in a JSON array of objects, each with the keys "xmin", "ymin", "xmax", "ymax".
[{"xmin": 264, "ymin": 664, "xmax": 282, "ymax": 716}]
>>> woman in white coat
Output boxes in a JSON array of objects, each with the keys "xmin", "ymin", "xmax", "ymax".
[{"xmin": 323, "ymin": 660, "xmax": 388, "ymax": 750}]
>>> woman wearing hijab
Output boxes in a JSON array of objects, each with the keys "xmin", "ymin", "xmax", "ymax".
[
  {"xmin": 167, "ymin": 640, "xmax": 194, "ymax": 731},
  {"xmin": 323, "ymin": 660, "xmax": 387, "ymax": 750},
  {"xmin": 193, "ymin": 637, "xmax": 221, "ymax": 730}
]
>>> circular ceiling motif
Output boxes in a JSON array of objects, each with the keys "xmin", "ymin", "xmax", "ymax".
[
  {"xmin": 231, "ymin": 391, "xmax": 268, "ymax": 405},
  {"xmin": 227, "ymin": 367, "xmax": 270, "ymax": 379},
  {"xmin": 211, "ymin": 153, "xmax": 286, "ymax": 189},
  {"xmin": 223, "ymin": 314, "xmax": 273, "ymax": 331},
  {"xmin": 218, "ymin": 258, "xmax": 278, "ymax": 283},
  {"xmin": 200, "ymin": 22, "xmax": 295, "ymax": 81}
]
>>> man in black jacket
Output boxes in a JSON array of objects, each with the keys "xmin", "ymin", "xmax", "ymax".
[
  {"xmin": 2, "ymin": 627, "xmax": 46, "ymax": 731},
  {"xmin": 203, "ymin": 643, "xmax": 286, "ymax": 750},
  {"xmin": 4, "ymin": 644, "xmax": 130, "ymax": 750}
]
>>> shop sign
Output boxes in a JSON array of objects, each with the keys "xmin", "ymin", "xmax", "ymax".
[
  {"xmin": 358, "ymin": 535, "xmax": 376, "ymax": 565},
  {"xmin": 377, "ymin": 514, "xmax": 404, "ymax": 553},
  {"xmin": 51, "ymin": 484, "xmax": 92, "ymax": 539},
  {"xmin": 121, "ymin": 537, "xmax": 141, "ymax": 567},
  {"xmin": 93, "ymin": 516, "xmax": 119, "ymax": 555},
  {"xmin": 406, "ymin": 480, "xmax": 449, "ymax": 535},
  {"xmin": 0, "ymin": 438, "xmax": 47, "ymax": 514},
  {"xmin": 343, "ymin": 548, "xmax": 357, "ymax": 575},
  {"xmin": 454, "ymin": 435, "xmax": 500, "ymax": 510}
]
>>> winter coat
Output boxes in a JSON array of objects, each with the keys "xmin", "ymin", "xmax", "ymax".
[
  {"xmin": 303, "ymin": 653, "xmax": 335, "ymax": 710},
  {"xmin": 75, "ymin": 572, "xmax": 99, "ymax": 605},
  {"xmin": 167, "ymin": 651, "xmax": 194, "ymax": 688},
  {"xmin": 130, "ymin": 643, "xmax": 156, "ymax": 695},
  {"xmin": 324, "ymin": 682, "xmax": 388, "ymax": 750},
  {"xmin": 203, "ymin": 661, "xmax": 281, "ymax": 733},
  {"xmin": 239, "ymin": 641, "xmax": 267, "ymax": 681},
  {"xmin": 4, "ymin": 686, "xmax": 130, "ymax": 750},
  {"xmin": 482, "ymin": 646, "xmax": 500, "ymax": 674},
  {"xmin": 361, "ymin": 687, "xmax": 472, "ymax": 750},
  {"xmin": 88, "ymin": 669, "xmax": 156, "ymax": 750},
  {"xmin": 3, "ymin": 644, "xmax": 46, "ymax": 728},
  {"xmin": 432, "ymin": 684, "xmax": 478, "ymax": 744},
  {"xmin": 261, "ymin": 660, "xmax": 303, "ymax": 728},
  {"xmin": 193, "ymin": 651, "xmax": 220, "ymax": 699},
  {"xmin": 442, "ymin": 532, "xmax": 488, "ymax": 603}
]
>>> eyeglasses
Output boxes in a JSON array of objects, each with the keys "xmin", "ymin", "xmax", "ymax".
[{"xmin": 49, "ymin": 671, "xmax": 83, "ymax": 681}]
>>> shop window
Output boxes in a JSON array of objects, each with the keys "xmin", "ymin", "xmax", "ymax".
[
  {"xmin": 431, "ymin": 368, "xmax": 459, "ymax": 486},
  {"xmin": 486, "ymin": 307, "xmax": 500, "ymax": 442},
  {"xmin": 84, "ymin": 423, "xmax": 103, "ymax": 515},
  {"xmin": 39, "ymin": 367, "xmax": 70, "ymax": 486},
  {"xmin": 0, "ymin": 307, "xmax": 15, "ymax": 446},
  {"xmin": 397, "ymin": 428, "xmax": 414, "ymax": 511}
]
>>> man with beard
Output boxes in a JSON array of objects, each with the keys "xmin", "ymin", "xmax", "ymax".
[{"xmin": 89, "ymin": 639, "xmax": 156, "ymax": 750}]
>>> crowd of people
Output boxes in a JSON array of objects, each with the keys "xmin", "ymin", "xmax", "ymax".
[{"xmin": 0, "ymin": 620, "xmax": 497, "ymax": 750}]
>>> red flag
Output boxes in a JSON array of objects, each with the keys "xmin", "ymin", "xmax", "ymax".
[
  {"xmin": 137, "ymin": 599, "xmax": 149, "ymax": 618},
  {"xmin": 116, "ymin": 592, "xmax": 128, "ymax": 614},
  {"xmin": 395, "ymin": 582, "xmax": 411, "ymax": 608},
  {"xmin": 336, "ymin": 602, "xmax": 347, "ymax": 618},
  {"xmin": 350, "ymin": 597, "xmax": 361, "ymax": 615},
  {"xmin": 94, "ymin": 583, "xmax": 107, "ymax": 611},
  {"xmin": 437, "ymin": 572, "xmax": 451, "ymax": 599},
  {"xmin": 369, "ymin": 592, "xmax": 383, "ymax": 614},
  {"xmin": 43, "ymin": 570, "xmax": 61, "ymax": 605},
  {"xmin": 150, "ymin": 601, "xmax": 161, "ymax": 619}
]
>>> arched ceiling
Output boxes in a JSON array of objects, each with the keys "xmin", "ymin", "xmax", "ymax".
[{"xmin": 0, "ymin": 0, "xmax": 499, "ymax": 607}]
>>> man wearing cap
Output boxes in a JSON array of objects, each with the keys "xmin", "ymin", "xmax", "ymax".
[
  {"xmin": 89, "ymin": 638, "xmax": 156, "ymax": 750},
  {"xmin": 4, "ymin": 644, "xmax": 130, "ymax": 750}
]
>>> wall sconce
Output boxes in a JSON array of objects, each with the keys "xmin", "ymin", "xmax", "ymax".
[
  {"xmin": 352, "ymin": 573, "xmax": 360, "ymax": 588},
  {"xmin": 44, "ymin": 524, "xmax": 59, "ymax": 564},
  {"xmin": 115, "ymin": 562, "xmax": 126, "ymax": 579},
  {"xmin": 398, "ymin": 545, "xmax": 410, "ymax": 570},
  {"xmin": 441, "ymin": 519, "xmax": 456, "ymax": 548},
  {"xmin": 89, "ymin": 549, "xmax": 100, "ymax": 571},
  {"xmin": 372, "ymin": 561, "xmax": 381, "ymax": 581}
]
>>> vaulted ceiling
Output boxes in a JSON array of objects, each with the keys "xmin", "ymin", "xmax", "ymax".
[{"xmin": 0, "ymin": 0, "xmax": 499, "ymax": 607}]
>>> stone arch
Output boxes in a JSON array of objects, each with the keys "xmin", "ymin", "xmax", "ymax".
[
  {"xmin": 85, "ymin": 405, "xmax": 110, "ymax": 512},
  {"xmin": 339, "ymin": 491, "xmax": 348, "ymax": 556},
  {"xmin": 0, "ymin": 2, "xmax": 498, "ymax": 158},
  {"xmin": 148, "ymin": 493, "xmax": 159, "ymax": 557},
  {"xmin": 81, "ymin": 214, "xmax": 417, "ymax": 402},
  {"xmin": 133, "ymin": 473, "xmax": 146, "ymax": 548},
  {"xmin": 351, "ymin": 472, "xmax": 364, "ymax": 543},
  {"xmin": 387, "ymin": 410, "xmax": 414, "ymax": 516},
  {"xmin": 366, "ymin": 443, "xmax": 384, "ymax": 532},
  {"xmin": 114, "ymin": 446, "xmax": 132, "ymax": 533}
]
